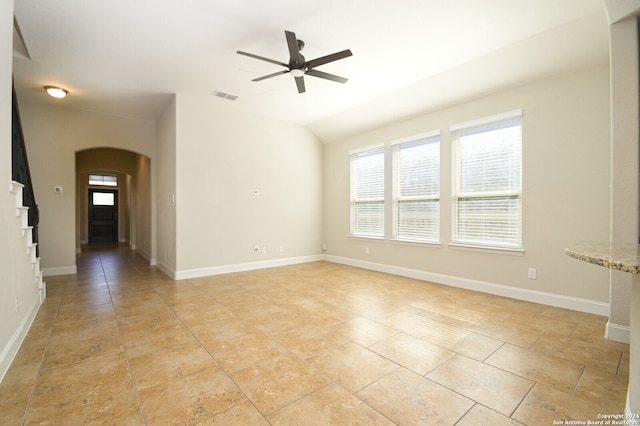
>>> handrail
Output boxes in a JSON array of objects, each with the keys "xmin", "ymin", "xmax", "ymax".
[{"xmin": 11, "ymin": 79, "xmax": 39, "ymax": 256}]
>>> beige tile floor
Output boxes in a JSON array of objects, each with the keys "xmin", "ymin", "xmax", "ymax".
[{"xmin": 0, "ymin": 244, "xmax": 630, "ymax": 425}]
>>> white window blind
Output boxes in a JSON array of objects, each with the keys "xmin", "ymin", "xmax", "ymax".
[
  {"xmin": 89, "ymin": 174, "xmax": 117, "ymax": 186},
  {"xmin": 452, "ymin": 113, "xmax": 522, "ymax": 248},
  {"xmin": 350, "ymin": 146, "xmax": 385, "ymax": 237},
  {"xmin": 393, "ymin": 134, "xmax": 440, "ymax": 241}
]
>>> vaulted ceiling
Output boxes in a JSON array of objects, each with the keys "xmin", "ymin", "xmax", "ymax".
[{"xmin": 12, "ymin": 0, "xmax": 609, "ymax": 142}]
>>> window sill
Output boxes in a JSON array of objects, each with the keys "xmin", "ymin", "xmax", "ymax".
[
  {"xmin": 390, "ymin": 238, "xmax": 442, "ymax": 248},
  {"xmin": 348, "ymin": 234, "xmax": 385, "ymax": 242},
  {"xmin": 448, "ymin": 242, "xmax": 525, "ymax": 256}
]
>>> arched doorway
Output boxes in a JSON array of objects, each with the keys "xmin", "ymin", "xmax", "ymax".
[{"xmin": 75, "ymin": 148, "xmax": 152, "ymax": 260}]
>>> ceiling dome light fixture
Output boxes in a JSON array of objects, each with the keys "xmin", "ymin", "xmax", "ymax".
[{"xmin": 44, "ymin": 85, "xmax": 68, "ymax": 99}]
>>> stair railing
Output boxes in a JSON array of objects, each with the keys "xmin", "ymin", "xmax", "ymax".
[{"xmin": 11, "ymin": 80, "xmax": 39, "ymax": 256}]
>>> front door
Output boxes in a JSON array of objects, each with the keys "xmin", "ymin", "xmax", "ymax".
[{"xmin": 89, "ymin": 189, "xmax": 118, "ymax": 243}]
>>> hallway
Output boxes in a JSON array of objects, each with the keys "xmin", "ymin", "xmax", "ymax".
[{"xmin": 0, "ymin": 244, "xmax": 630, "ymax": 424}]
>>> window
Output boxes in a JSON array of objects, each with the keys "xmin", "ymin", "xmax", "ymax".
[
  {"xmin": 89, "ymin": 174, "xmax": 117, "ymax": 186},
  {"xmin": 350, "ymin": 145, "xmax": 385, "ymax": 237},
  {"xmin": 393, "ymin": 133, "xmax": 440, "ymax": 242},
  {"xmin": 452, "ymin": 110, "xmax": 522, "ymax": 249},
  {"xmin": 92, "ymin": 192, "xmax": 115, "ymax": 206}
]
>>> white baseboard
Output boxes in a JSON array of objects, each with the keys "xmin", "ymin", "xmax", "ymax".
[
  {"xmin": 156, "ymin": 262, "xmax": 177, "ymax": 280},
  {"xmin": 627, "ymin": 387, "xmax": 639, "ymax": 423},
  {"xmin": 0, "ymin": 294, "xmax": 41, "ymax": 382},
  {"xmin": 174, "ymin": 255, "xmax": 325, "ymax": 280},
  {"xmin": 135, "ymin": 247, "xmax": 156, "ymax": 266},
  {"xmin": 324, "ymin": 255, "xmax": 610, "ymax": 317},
  {"xmin": 43, "ymin": 265, "xmax": 77, "ymax": 277},
  {"xmin": 606, "ymin": 321, "xmax": 630, "ymax": 344}
]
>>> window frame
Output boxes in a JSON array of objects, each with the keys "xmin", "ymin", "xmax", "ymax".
[
  {"xmin": 89, "ymin": 174, "xmax": 118, "ymax": 187},
  {"xmin": 391, "ymin": 131, "xmax": 441, "ymax": 243},
  {"xmin": 349, "ymin": 144, "xmax": 386, "ymax": 239},
  {"xmin": 451, "ymin": 109, "xmax": 523, "ymax": 251}
]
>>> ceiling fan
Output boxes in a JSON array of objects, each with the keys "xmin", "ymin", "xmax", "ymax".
[{"xmin": 237, "ymin": 30, "xmax": 353, "ymax": 94}]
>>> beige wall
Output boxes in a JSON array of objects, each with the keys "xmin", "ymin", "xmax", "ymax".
[
  {"xmin": 171, "ymin": 93, "xmax": 323, "ymax": 276},
  {"xmin": 0, "ymin": 0, "xmax": 33, "ymax": 379},
  {"xmin": 18, "ymin": 101, "xmax": 156, "ymax": 274},
  {"xmin": 0, "ymin": 1, "xmax": 14, "ymax": 334},
  {"xmin": 324, "ymin": 64, "xmax": 611, "ymax": 308},
  {"xmin": 133, "ymin": 154, "xmax": 153, "ymax": 260},
  {"xmin": 608, "ymin": 16, "xmax": 639, "ymax": 334},
  {"xmin": 156, "ymin": 96, "xmax": 177, "ymax": 273}
]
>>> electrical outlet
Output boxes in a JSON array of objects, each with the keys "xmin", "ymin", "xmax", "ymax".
[
  {"xmin": 15, "ymin": 296, "xmax": 19, "ymax": 312},
  {"xmin": 365, "ymin": 247, "xmax": 370, "ymax": 255},
  {"xmin": 261, "ymin": 247, "xmax": 266, "ymax": 254},
  {"xmin": 528, "ymin": 268, "xmax": 537, "ymax": 279},
  {"xmin": 279, "ymin": 246, "xmax": 284, "ymax": 253}
]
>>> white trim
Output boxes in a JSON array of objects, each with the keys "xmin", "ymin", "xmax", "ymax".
[
  {"xmin": 448, "ymin": 243, "xmax": 525, "ymax": 256},
  {"xmin": 390, "ymin": 130, "xmax": 440, "ymax": 146},
  {"xmin": 605, "ymin": 321, "xmax": 630, "ymax": 344},
  {"xmin": 135, "ymin": 247, "xmax": 156, "ymax": 266},
  {"xmin": 0, "ymin": 293, "xmax": 41, "ymax": 383},
  {"xmin": 156, "ymin": 262, "xmax": 176, "ymax": 280},
  {"xmin": 450, "ymin": 108, "xmax": 523, "ymax": 131},
  {"xmin": 627, "ymin": 388, "xmax": 639, "ymax": 423},
  {"xmin": 348, "ymin": 142, "xmax": 385, "ymax": 155},
  {"xmin": 323, "ymin": 255, "xmax": 609, "ymax": 316},
  {"xmin": 43, "ymin": 265, "xmax": 77, "ymax": 276},
  {"xmin": 390, "ymin": 238, "xmax": 442, "ymax": 248},
  {"xmin": 174, "ymin": 255, "xmax": 324, "ymax": 280},
  {"xmin": 347, "ymin": 234, "xmax": 386, "ymax": 242}
]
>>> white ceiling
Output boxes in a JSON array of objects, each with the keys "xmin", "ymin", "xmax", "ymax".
[{"xmin": 12, "ymin": 0, "xmax": 609, "ymax": 142}]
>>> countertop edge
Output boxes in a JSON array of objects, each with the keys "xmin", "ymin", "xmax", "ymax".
[{"xmin": 565, "ymin": 242, "xmax": 640, "ymax": 275}]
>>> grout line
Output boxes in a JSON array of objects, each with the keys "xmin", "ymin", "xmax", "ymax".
[
  {"xmin": 100, "ymin": 249, "xmax": 148, "ymax": 425},
  {"xmin": 616, "ymin": 351, "xmax": 625, "ymax": 376},
  {"xmin": 12, "ymin": 245, "xmax": 628, "ymax": 424},
  {"xmin": 507, "ymin": 381, "xmax": 536, "ymax": 419},
  {"xmin": 452, "ymin": 402, "xmax": 477, "ymax": 426},
  {"xmin": 570, "ymin": 365, "xmax": 587, "ymax": 395},
  {"xmin": 20, "ymin": 298, "xmax": 60, "ymax": 426}
]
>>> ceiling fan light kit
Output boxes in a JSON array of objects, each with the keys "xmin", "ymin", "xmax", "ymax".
[{"xmin": 237, "ymin": 30, "xmax": 352, "ymax": 94}]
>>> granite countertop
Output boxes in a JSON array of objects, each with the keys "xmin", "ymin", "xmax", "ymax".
[{"xmin": 565, "ymin": 241, "xmax": 640, "ymax": 274}]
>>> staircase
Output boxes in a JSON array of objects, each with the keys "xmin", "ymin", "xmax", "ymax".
[
  {"xmin": 9, "ymin": 180, "xmax": 45, "ymax": 303},
  {"xmin": 10, "ymin": 79, "xmax": 45, "ymax": 301}
]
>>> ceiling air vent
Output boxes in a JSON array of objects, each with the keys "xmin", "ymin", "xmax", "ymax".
[{"xmin": 212, "ymin": 89, "xmax": 238, "ymax": 101}]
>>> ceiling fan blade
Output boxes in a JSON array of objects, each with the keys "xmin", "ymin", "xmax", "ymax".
[
  {"xmin": 294, "ymin": 76, "xmax": 306, "ymax": 93},
  {"xmin": 305, "ymin": 49, "xmax": 352, "ymax": 69},
  {"xmin": 237, "ymin": 50, "xmax": 288, "ymax": 68},
  {"xmin": 305, "ymin": 69, "xmax": 348, "ymax": 84},
  {"xmin": 285, "ymin": 30, "xmax": 303, "ymax": 66},
  {"xmin": 252, "ymin": 70, "xmax": 289, "ymax": 82}
]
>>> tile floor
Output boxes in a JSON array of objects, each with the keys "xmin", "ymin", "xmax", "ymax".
[{"xmin": 0, "ymin": 244, "xmax": 630, "ymax": 425}]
